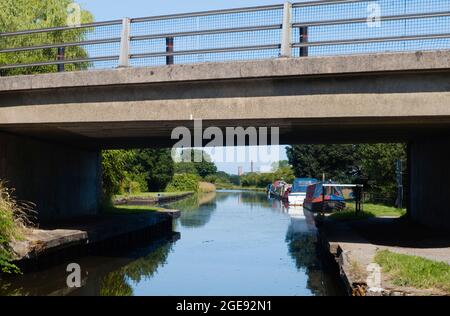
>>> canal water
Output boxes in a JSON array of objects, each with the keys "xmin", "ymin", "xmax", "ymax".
[{"xmin": 0, "ymin": 190, "xmax": 345, "ymax": 296}]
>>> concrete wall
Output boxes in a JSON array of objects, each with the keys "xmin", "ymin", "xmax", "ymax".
[
  {"xmin": 409, "ymin": 141, "xmax": 450, "ymax": 230},
  {"xmin": 0, "ymin": 132, "xmax": 101, "ymax": 223}
]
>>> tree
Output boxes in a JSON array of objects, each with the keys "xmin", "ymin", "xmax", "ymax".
[
  {"xmin": 271, "ymin": 160, "xmax": 290, "ymax": 171},
  {"xmin": 286, "ymin": 144, "xmax": 358, "ymax": 183},
  {"xmin": 101, "ymin": 150, "xmax": 134, "ymax": 203},
  {"xmin": 134, "ymin": 149, "xmax": 174, "ymax": 192},
  {"xmin": 0, "ymin": 0, "xmax": 94, "ymax": 76},
  {"xmin": 178, "ymin": 149, "xmax": 217, "ymax": 178},
  {"xmin": 357, "ymin": 143, "xmax": 407, "ymax": 204},
  {"xmin": 174, "ymin": 162, "xmax": 198, "ymax": 175}
]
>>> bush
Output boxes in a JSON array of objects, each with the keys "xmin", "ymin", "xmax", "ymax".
[
  {"xmin": 166, "ymin": 174, "xmax": 199, "ymax": 193},
  {"xmin": 199, "ymin": 182, "xmax": 216, "ymax": 193},
  {"xmin": 0, "ymin": 182, "xmax": 34, "ymax": 274},
  {"xmin": 120, "ymin": 172, "xmax": 148, "ymax": 195}
]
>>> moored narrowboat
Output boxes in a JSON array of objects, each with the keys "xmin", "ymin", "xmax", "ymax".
[
  {"xmin": 303, "ymin": 182, "xmax": 346, "ymax": 213},
  {"xmin": 288, "ymin": 178, "xmax": 318, "ymax": 206}
]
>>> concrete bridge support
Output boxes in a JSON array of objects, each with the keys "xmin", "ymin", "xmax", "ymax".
[
  {"xmin": 0, "ymin": 132, "xmax": 101, "ymax": 223},
  {"xmin": 409, "ymin": 140, "xmax": 450, "ymax": 230}
]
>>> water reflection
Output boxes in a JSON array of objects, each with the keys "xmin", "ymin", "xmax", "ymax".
[
  {"xmin": 167, "ymin": 192, "xmax": 217, "ymax": 228},
  {"xmin": 0, "ymin": 234, "xmax": 178, "ymax": 296},
  {"xmin": 1, "ymin": 191, "xmax": 344, "ymax": 296}
]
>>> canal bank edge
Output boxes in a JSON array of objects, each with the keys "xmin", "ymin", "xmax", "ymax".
[
  {"xmin": 9, "ymin": 210, "xmax": 180, "ymax": 266},
  {"xmin": 114, "ymin": 192, "xmax": 194, "ymax": 206},
  {"xmin": 317, "ymin": 217, "xmax": 448, "ymax": 296}
]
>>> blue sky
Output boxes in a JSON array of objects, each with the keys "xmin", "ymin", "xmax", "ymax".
[{"xmin": 79, "ymin": 0, "xmax": 285, "ymax": 22}]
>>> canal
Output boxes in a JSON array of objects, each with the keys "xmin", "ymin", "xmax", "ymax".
[{"xmin": 0, "ymin": 190, "xmax": 345, "ymax": 296}]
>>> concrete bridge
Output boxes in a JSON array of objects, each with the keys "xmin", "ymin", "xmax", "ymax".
[{"xmin": 1, "ymin": 49, "xmax": 450, "ymax": 229}]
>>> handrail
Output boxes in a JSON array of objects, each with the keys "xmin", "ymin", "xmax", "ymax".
[{"xmin": 1, "ymin": 0, "xmax": 449, "ymax": 73}]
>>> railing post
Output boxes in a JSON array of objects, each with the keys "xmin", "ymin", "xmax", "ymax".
[
  {"xmin": 57, "ymin": 47, "xmax": 65, "ymax": 72},
  {"xmin": 299, "ymin": 26, "xmax": 308, "ymax": 57},
  {"xmin": 166, "ymin": 37, "xmax": 174, "ymax": 65},
  {"xmin": 118, "ymin": 17, "xmax": 131, "ymax": 68},
  {"xmin": 280, "ymin": 1, "xmax": 292, "ymax": 58}
]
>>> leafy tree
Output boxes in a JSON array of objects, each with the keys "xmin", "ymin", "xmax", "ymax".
[
  {"xmin": 166, "ymin": 174, "xmax": 199, "ymax": 193},
  {"xmin": 357, "ymin": 143, "xmax": 407, "ymax": 204},
  {"xmin": 0, "ymin": 0, "xmax": 94, "ymax": 76},
  {"xmin": 271, "ymin": 160, "xmax": 291, "ymax": 171},
  {"xmin": 101, "ymin": 150, "xmax": 134, "ymax": 203},
  {"xmin": 174, "ymin": 162, "xmax": 198, "ymax": 175},
  {"xmin": 287, "ymin": 144, "xmax": 358, "ymax": 183},
  {"xmin": 134, "ymin": 149, "xmax": 174, "ymax": 192},
  {"xmin": 178, "ymin": 149, "xmax": 217, "ymax": 178}
]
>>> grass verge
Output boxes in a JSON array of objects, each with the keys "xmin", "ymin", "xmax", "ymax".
[
  {"xmin": 330, "ymin": 203, "xmax": 406, "ymax": 221},
  {"xmin": 0, "ymin": 182, "xmax": 34, "ymax": 274},
  {"xmin": 375, "ymin": 250, "xmax": 450, "ymax": 294},
  {"xmin": 105, "ymin": 205, "xmax": 164, "ymax": 214},
  {"xmin": 114, "ymin": 191, "xmax": 192, "ymax": 200}
]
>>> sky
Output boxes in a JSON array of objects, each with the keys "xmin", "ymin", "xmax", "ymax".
[
  {"xmin": 78, "ymin": 0, "xmax": 290, "ymax": 175},
  {"xmin": 79, "ymin": 0, "xmax": 286, "ymax": 22}
]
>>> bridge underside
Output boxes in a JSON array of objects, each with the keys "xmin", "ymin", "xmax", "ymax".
[{"xmin": 1, "ymin": 51, "xmax": 450, "ymax": 228}]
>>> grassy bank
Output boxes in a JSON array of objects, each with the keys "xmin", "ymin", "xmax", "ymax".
[
  {"xmin": 215, "ymin": 183, "xmax": 266, "ymax": 192},
  {"xmin": 114, "ymin": 191, "xmax": 192, "ymax": 200},
  {"xmin": 0, "ymin": 182, "xmax": 33, "ymax": 274},
  {"xmin": 106, "ymin": 205, "xmax": 164, "ymax": 214},
  {"xmin": 330, "ymin": 203, "xmax": 406, "ymax": 221},
  {"xmin": 375, "ymin": 250, "xmax": 450, "ymax": 294}
]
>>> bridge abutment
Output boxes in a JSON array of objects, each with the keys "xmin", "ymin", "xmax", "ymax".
[
  {"xmin": 409, "ymin": 140, "xmax": 450, "ymax": 230},
  {"xmin": 0, "ymin": 132, "xmax": 101, "ymax": 223}
]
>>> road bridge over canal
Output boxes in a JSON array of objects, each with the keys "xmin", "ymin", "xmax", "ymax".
[{"xmin": 1, "ymin": 1, "xmax": 450, "ymax": 229}]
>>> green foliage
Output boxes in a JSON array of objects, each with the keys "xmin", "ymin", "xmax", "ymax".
[
  {"xmin": 240, "ymin": 165, "xmax": 295, "ymax": 188},
  {"xmin": 134, "ymin": 149, "xmax": 174, "ymax": 192},
  {"xmin": 357, "ymin": 143, "xmax": 407, "ymax": 204},
  {"xmin": 330, "ymin": 203, "xmax": 406, "ymax": 221},
  {"xmin": 174, "ymin": 162, "xmax": 199, "ymax": 175},
  {"xmin": 101, "ymin": 150, "xmax": 134, "ymax": 204},
  {"xmin": 204, "ymin": 171, "xmax": 240, "ymax": 186},
  {"xmin": 287, "ymin": 144, "xmax": 358, "ymax": 183},
  {"xmin": 0, "ymin": 182, "xmax": 33, "ymax": 274},
  {"xmin": 0, "ymin": 0, "xmax": 94, "ymax": 76},
  {"xmin": 375, "ymin": 250, "xmax": 450, "ymax": 293},
  {"xmin": 120, "ymin": 172, "xmax": 148, "ymax": 195},
  {"xmin": 166, "ymin": 174, "xmax": 199, "ymax": 193},
  {"xmin": 177, "ymin": 150, "xmax": 217, "ymax": 178},
  {"xmin": 102, "ymin": 149, "xmax": 175, "ymax": 204}
]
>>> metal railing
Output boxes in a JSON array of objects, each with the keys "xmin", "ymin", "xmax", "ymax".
[{"xmin": 1, "ymin": 0, "xmax": 450, "ymax": 75}]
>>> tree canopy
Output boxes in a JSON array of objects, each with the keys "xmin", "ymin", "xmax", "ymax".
[{"xmin": 0, "ymin": 0, "xmax": 94, "ymax": 76}]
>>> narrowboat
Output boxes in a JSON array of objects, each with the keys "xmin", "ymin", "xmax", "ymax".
[
  {"xmin": 269, "ymin": 180, "xmax": 288, "ymax": 199},
  {"xmin": 303, "ymin": 182, "xmax": 346, "ymax": 213},
  {"xmin": 288, "ymin": 178, "xmax": 318, "ymax": 206}
]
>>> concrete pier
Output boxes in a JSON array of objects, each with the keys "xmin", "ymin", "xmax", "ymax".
[
  {"xmin": 0, "ymin": 132, "xmax": 101, "ymax": 222},
  {"xmin": 409, "ymin": 141, "xmax": 450, "ymax": 230}
]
